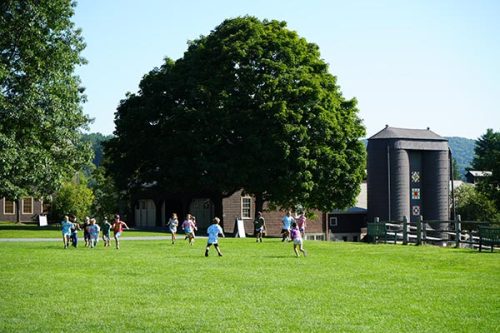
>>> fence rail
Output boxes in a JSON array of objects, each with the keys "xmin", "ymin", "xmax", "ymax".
[{"xmin": 367, "ymin": 216, "xmax": 500, "ymax": 251}]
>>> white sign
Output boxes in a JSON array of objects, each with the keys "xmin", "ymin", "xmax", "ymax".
[
  {"xmin": 236, "ymin": 219, "xmax": 246, "ymax": 238},
  {"xmin": 38, "ymin": 215, "xmax": 48, "ymax": 227}
]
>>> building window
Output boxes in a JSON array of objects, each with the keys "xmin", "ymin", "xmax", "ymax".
[
  {"xmin": 241, "ymin": 197, "xmax": 251, "ymax": 219},
  {"xmin": 4, "ymin": 199, "xmax": 15, "ymax": 215},
  {"xmin": 22, "ymin": 197, "xmax": 33, "ymax": 214}
]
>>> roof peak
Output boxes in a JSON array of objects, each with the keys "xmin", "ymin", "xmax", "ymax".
[{"xmin": 368, "ymin": 126, "xmax": 447, "ymax": 141}]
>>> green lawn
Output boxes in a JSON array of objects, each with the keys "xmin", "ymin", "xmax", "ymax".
[{"xmin": 0, "ymin": 232, "xmax": 498, "ymax": 332}]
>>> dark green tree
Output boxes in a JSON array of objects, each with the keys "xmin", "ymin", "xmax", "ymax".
[
  {"xmin": 107, "ymin": 17, "xmax": 366, "ymax": 217},
  {"xmin": 471, "ymin": 129, "xmax": 500, "ymax": 211},
  {"xmin": 0, "ymin": 0, "xmax": 91, "ymax": 218},
  {"xmin": 88, "ymin": 166, "xmax": 120, "ymax": 222},
  {"xmin": 176, "ymin": 17, "xmax": 366, "ymax": 213}
]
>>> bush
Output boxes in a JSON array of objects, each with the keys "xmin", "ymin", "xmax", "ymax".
[
  {"xmin": 51, "ymin": 181, "xmax": 94, "ymax": 222},
  {"xmin": 455, "ymin": 184, "xmax": 499, "ymax": 221}
]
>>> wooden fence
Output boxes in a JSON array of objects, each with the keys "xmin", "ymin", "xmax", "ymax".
[{"xmin": 367, "ymin": 216, "xmax": 500, "ymax": 251}]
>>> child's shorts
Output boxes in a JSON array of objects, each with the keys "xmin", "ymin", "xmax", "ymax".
[{"xmin": 293, "ymin": 238, "xmax": 303, "ymax": 245}]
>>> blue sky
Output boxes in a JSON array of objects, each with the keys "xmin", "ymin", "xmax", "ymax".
[{"xmin": 74, "ymin": 0, "xmax": 500, "ymax": 139}]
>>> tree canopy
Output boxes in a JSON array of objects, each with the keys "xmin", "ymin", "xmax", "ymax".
[
  {"xmin": 471, "ymin": 129, "xmax": 500, "ymax": 211},
  {"xmin": 0, "ymin": 0, "xmax": 91, "ymax": 200},
  {"xmin": 106, "ymin": 16, "xmax": 366, "ymax": 213}
]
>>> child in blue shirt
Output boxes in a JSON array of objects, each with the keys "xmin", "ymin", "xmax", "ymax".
[
  {"xmin": 205, "ymin": 217, "xmax": 225, "ymax": 257},
  {"xmin": 61, "ymin": 215, "xmax": 73, "ymax": 249}
]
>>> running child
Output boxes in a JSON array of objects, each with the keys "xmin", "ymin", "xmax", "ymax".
[
  {"xmin": 290, "ymin": 222, "xmax": 307, "ymax": 257},
  {"xmin": 101, "ymin": 218, "xmax": 112, "ymax": 247},
  {"xmin": 296, "ymin": 211, "xmax": 307, "ymax": 240},
  {"xmin": 112, "ymin": 214, "xmax": 129, "ymax": 249},
  {"xmin": 254, "ymin": 211, "xmax": 266, "ymax": 243},
  {"xmin": 88, "ymin": 218, "xmax": 100, "ymax": 248},
  {"xmin": 182, "ymin": 214, "xmax": 197, "ymax": 246},
  {"xmin": 205, "ymin": 217, "xmax": 225, "ymax": 257},
  {"xmin": 281, "ymin": 211, "xmax": 294, "ymax": 242},
  {"xmin": 61, "ymin": 215, "xmax": 73, "ymax": 249},
  {"xmin": 83, "ymin": 216, "xmax": 91, "ymax": 247},
  {"xmin": 69, "ymin": 215, "xmax": 80, "ymax": 248},
  {"xmin": 167, "ymin": 213, "xmax": 179, "ymax": 244}
]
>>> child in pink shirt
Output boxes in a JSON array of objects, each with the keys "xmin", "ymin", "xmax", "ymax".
[{"xmin": 290, "ymin": 222, "xmax": 307, "ymax": 257}]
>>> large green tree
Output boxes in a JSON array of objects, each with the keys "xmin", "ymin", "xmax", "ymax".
[
  {"xmin": 0, "ymin": 0, "xmax": 91, "ymax": 207},
  {"xmin": 471, "ymin": 129, "xmax": 500, "ymax": 211},
  {"xmin": 107, "ymin": 17, "xmax": 366, "ymax": 216}
]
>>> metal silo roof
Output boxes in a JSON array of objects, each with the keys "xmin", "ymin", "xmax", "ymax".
[{"xmin": 368, "ymin": 126, "xmax": 447, "ymax": 141}]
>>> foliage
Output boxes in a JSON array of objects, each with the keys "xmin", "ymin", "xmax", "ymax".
[
  {"xmin": 50, "ymin": 174, "xmax": 94, "ymax": 222},
  {"xmin": 88, "ymin": 166, "xmax": 120, "ymax": 222},
  {"xmin": 0, "ymin": 0, "xmax": 91, "ymax": 200},
  {"xmin": 454, "ymin": 184, "xmax": 499, "ymax": 222},
  {"xmin": 106, "ymin": 16, "xmax": 366, "ymax": 214},
  {"xmin": 0, "ymin": 239, "xmax": 499, "ymax": 332},
  {"xmin": 471, "ymin": 129, "xmax": 500, "ymax": 211},
  {"xmin": 81, "ymin": 132, "xmax": 113, "ymax": 167}
]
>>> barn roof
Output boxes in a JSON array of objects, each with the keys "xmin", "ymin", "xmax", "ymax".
[{"xmin": 368, "ymin": 126, "xmax": 447, "ymax": 141}]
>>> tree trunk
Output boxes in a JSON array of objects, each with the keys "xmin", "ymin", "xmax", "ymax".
[
  {"xmin": 16, "ymin": 198, "xmax": 21, "ymax": 223},
  {"xmin": 212, "ymin": 194, "xmax": 224, "ymax": 228},
  {"xmin": 254, "ymin": 193, "xmax": 264, "ymax": 217}
]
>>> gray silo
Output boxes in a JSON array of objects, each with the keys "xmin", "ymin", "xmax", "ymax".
[{"xmin": 367, "ymin": 126, "xmax": 450, "ymax": 223}]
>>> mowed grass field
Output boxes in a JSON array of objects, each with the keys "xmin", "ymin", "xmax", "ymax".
[{"xmin": 0, "ymin": 227, "xmax": 499, "ymax": 332}]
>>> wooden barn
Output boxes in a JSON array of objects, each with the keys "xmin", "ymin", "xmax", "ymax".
[{"xmin": 129, "ymin": 188, "xmax": 328, "ymax": 239}]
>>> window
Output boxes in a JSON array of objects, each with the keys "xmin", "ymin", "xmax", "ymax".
[
  {"xmin": 3, "ymin": 199, "xmax": 15, "ymax": 215},
  {"xmin": 22, "ymin": 197, "xmax": 33, "ymax": 214},
  {"xmin": 241, "ymin": 197, "xmax": 251, "ymax": 219}
]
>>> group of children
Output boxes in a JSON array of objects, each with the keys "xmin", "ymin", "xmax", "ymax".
[
  {"xmin": 63, "ymin": 210, "xmax": 306, "ymax": 257},
  {"xmin": 166, "ymin": 210, "xmax": 306, "ymax": 257},
  {"xmin": 167, "ymin": 212, "xmax": 224, "ymax": 256},
  {"xmin": 166, "ymin": 213, "xmax": 198, "ymax": 245},
  {"xmin": 61, "ymin": 214, "xmax": 129, "ymax": 249},
  {"xmin": 278, "ymin": 210, "xmax": 308, "ymax": 257}
]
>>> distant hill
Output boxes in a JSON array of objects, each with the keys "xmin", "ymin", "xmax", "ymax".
[
  {"xmin": 446, "ymin": 137, "xmax": 476, "ymax": 179},
  {"xmin": 82, "ymin": 133, "xmax": 113, "ymax": 167}
]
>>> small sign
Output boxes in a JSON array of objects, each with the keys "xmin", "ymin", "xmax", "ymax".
[
  {"xmin": 412, "ymin": 205, "xmax": 421, "ymax": 216},
  {"xmin": 38, "ymin": 215, "xmax": 48, "ymax": 227},
  {"xmin": 235, "ymin": 219, "xmax": 246, "ymax": 238}
]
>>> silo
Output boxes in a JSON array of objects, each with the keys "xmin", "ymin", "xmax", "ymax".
[
  {"xmin": 423, "ymin": 150, "xmax": 449, "ymax": 220},
  {"xmin": 367, "ymin": 138, "xmax": 390, "ymax": 221},
  {"xmin": 367, "ymin": 126, "xmax": 450, "ymax": 223},
  {"xmin": 390, "ymin": 148, "xmax": 410, "ymax": 221}
]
